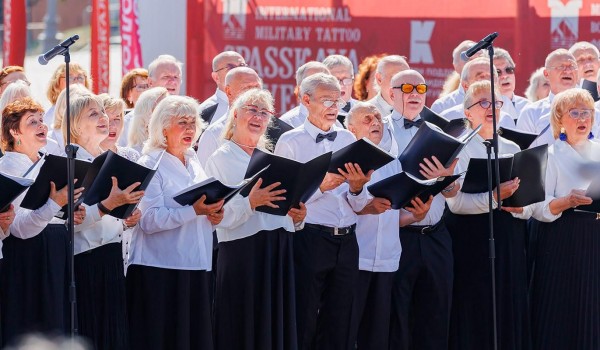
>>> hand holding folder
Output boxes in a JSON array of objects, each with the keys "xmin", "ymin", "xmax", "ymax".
[{"xmin": 328, "ymin": 137, "xmax": 395, "ymax": 175}]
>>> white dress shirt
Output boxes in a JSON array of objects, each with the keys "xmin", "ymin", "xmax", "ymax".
[
  {"xmin": 72, "ymin": 145, "xmax": 123, "ymax": 255},
  {"xmin": 502, "ymin": 95, "xmax": 530, "ymax": 122},
  {"xmin": 537, "ymin": 140, "xmax": 600, "ymax": 222},
  {"xmin": 440, "ymin": 103, "xmax": 516, "ymax": 130},
  {"xmin": 280, "ymin": 105, "xmax": 307, "ymax": 128},
  {"xmin": 47, "ymin": 129, "xmax": 65, "ymax": 156},
  {"xmin": 196, "ymin": 110, "xmax": 230, "ymax": 167},
  {"xmin": 199, "ymin": 89, "xmax": 229, "ymax": 125},
  {"xmin": 205, "ymin": 141, "xmax": 297, "ymax": 243},
  {"xmin": 43, "ymin": 105, "xmax": 56, "ymax": 128},
  {"xmin": 0, "ymin": 152, "xmax": 62, "ymax": 240},
  {"xmin": 274, "ymin": 118, "xmax": 370, "ymax": 227},
  {"xmin": 430, "ymin": 86, "xmax": 466, "ymax": 114},
  {"xmin": 386, "ymin": 111, "xmax": 452, "ymax": 226},
  {"xmin": 128, "ymin": 149, "xmax": 213, "ymax": 270},
  {"xmin": 446, "ymin": 133, "xmax": 534, "ymax": 219},
  {"xmin": 357, "ymin": 142, "xmax": 402, "ymax": 272},
  {"xmin": 516, "ymin": 92, "xmax": 554, "ymax": 133}
]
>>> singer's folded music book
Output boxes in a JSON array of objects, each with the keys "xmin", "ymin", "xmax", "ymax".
[
  {"xmin": 420, "ymin": 106, "xmax": 468, "ymax": 138},
  {"xmin": 328, "ymin": 137, "xmax": 395, "ymax": 174},
  {"xmin": 0, "ymin": 172, "xmax": 35, "ymax": 212},
  {"xmin": 461, "ymin": 144, "xmax": 548, "ymax": 207},
  {"xmin": 498, "ymin": 127, "xmax": 541, "ymax": 150},
  {"xmin": 239, "ymin": 149, "xmax": 332, "ymax": 216}
]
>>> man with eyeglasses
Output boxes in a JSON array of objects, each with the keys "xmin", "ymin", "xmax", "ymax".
[
  {"xmin": 439, "ymin": 57, "xmax": 515, "ymax": 129},
  {"xmin": 385, "ymin": 69, "xmax": 459, "ymax": 350},
  {"xmin": 147, "ymin": 54, "xmax": 183, "ymax": 95},
  {"xmin": 323, "ymin": 54, "xmax": 359, "ymax": 127},
  {"xmin": 198, "ymin": 51, "xmax": 247, "ymax": 125},
  {"xmin": 493, "ymin": 48, "xmax": 530, "ymax": 122},
  {"xmin": 280, "ymin": 61, "xmax": 330, "ymax": 128},
  {"xmin": 569, "ymin": 41, "xmax": 600, "ymax": 82},
  {"xmin": 196, "ymin": 66, "xmax": 262, "ymax": 167},
  {"xmin": 275, "ymin": 73, "xmax": 372, "ymax": 350},
  {"xmin": 517, "ymin": 49, "xmax": 579, "ymax": 133}
]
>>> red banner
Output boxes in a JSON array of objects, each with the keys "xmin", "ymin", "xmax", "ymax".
[
  {"xmin": 91, "ymin": 0, "xmax": 110, "ymax": 93},
  {"xmin": 120, "ymin": 0, "xmax": 143, "ymax": 75},
  {"xmin": 2, "ymin": 0, "xmax": 27, "ymax": 67}
]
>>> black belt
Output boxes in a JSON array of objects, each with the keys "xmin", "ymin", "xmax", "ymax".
[
  {"xmin": 305, "ymin": 223, "xmax": 356, "ymax": 236},
  {"xmin": 403, "ymin": 220, "xmax": 443, "ymax": 235}
]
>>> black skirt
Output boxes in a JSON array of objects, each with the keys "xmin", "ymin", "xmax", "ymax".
[
  {"xmin": 1, "ymin": 224, "xmax": 70, "ymax": 346},
  {"xmin": 75, "ymin": 242, "xmax": 128, "ymax": 350},
  {"xmin": 126, "ymin": 265, "xmax": 214, "ymax": 350},
  {"xmin": 214, "ymin": 229, "xmax": 297, "ymax": 350},
  {"xmin": 531, "ymin": 210, "xmax": 600, "ymax": 350},
  {"xmin": 445, "ymin": 210, "xmax": 530, "ymax": 350}
]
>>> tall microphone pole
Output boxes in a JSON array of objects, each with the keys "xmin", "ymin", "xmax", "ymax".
[{"xmin": 38, "ymin": 34, "xmax": 80, "ymax": 339}]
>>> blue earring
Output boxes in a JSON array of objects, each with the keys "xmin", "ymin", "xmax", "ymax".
[
  {"xmin": 589, "ymin": 131, "xmax": 594, "ymax": 140},
  {"xmin": 559, "ymin": 127, "xmax": 567, "ymax": 141}
]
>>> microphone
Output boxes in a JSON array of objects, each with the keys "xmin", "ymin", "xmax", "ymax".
[
  {"xmin": 38, "ymin": 35, "xmax": 80, "ymax": 65},
  {"xmin": 460, "ymin": 32, "xmax": 498, "ymax": 61}
]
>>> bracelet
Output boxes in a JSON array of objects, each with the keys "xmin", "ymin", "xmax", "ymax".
[
  {"xmin": 98, "ymin": 201, "xmax": 111, "ymax": 215},
  {"xmin": 442, "ymin": 183, "xmax": 456, "ymax": 194},
  {"xmin": 349, "ymin": 188, "xmax": 362, "ymax": 196}
]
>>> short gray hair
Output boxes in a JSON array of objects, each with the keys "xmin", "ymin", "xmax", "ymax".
[
  {"xmin": 128, "ymin": 87, "xmax": 168, "ymax": 148},
  {"xmin": 299, "ymin": 72, "xmax": 340, "ymax": 97},
  {"xmin": 375, "ymin": 55, "xmax": 409, "ymax": 76},
  {"xmin": 144, "ymin": 95, "xmax": 203, "ymax": 154},
  {"xmin": 295, "ymin": 61, "xmax": 329, "ymax": 87},
  {"xmin": 212, "ymin": 51, "xmax": 244, "ymax": 71},
  {"xmin": 544, "ymin": 48, "xmax": 575, "ymax": 68},
  {"xmin": 0, "ymin": 80, "xmax": 31, "ymax": 113},
  {"xmin": 493, "ymin": 48, "xmax": 516, "ymax": 68},
  {"xmin": 322, "ymin": 55, "xmax": 354, "ymax": 72},
  {"xmin": 148, "ymin": 55, "xmax": 182, "ymax": 78},
  {"xmin": 525, "ymin": 67, "xmax": 547, "ymax": 102},
  {"xmin": 345, "ymin": 101, "xmax": 380, "ymax": 128},
  {"xmin": 461, "ymin": 57, "xmax": 491, "ymax": 82},
  {"xmin": 569, "ymin": 41, "xmax": 600, "ymax": 58},
  {"xmin": 222, "ymin": 88, "xmax": 274, "ymax": 150}
]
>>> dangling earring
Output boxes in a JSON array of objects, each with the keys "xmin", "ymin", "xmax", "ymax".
[
  {"xmin": 559, "ymin": 127, "xmax": 567, "ymax": 141},
  {"xmin": 589, "ymin": 131, "xmax": 594, "ymax": 140},
  {"xmin": 16, "ymin": 138, "xmax": 21, "ymax": 146}
]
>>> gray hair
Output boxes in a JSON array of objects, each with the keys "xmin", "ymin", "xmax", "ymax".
[
  {"xmin": 128, "ymin": 87, "xmax": 168, "ymax": 148},
  {"xmin": 544, "ymin": 48, "xmax": 575, "ymax": 68},
  {"xmin": 144, "ymin": 95, "xmax": 203, "ymax": 154},
  {"xmin": 221, "ymin": 88, "xmax": 274, "ymax": 150},
  {"xmin": 299, "ymin": 72, "xmax": 341, "ymax": 97},
  {"xmin": 493, "ymin": 47, "xmax": 516, "ymax": 68},
  {"xmin": 52, "ymin": 84, "xmax": 91, "ymax": 130},
  {"xmin": 148, "ymin": 54, "xmax": 183, "ymax": 78},
  {"xmin": 295, "ymin": 61, "xmax": 329, "ymax": 87},
  {"xmin": 63, "ymin": 93, "xmax": 104, "ymax": 145},
  {"xmin": 0, "ymin": 80, "xmax": 31, "ymax": 114},
  {"xmin": 375, "ymin": 55, "xmax": 409, "ymax": 76},
  {"xmin": 460, "ymin": 57, "xmax": 491, "ymax": 82},
  {"xmin": 525, "ymin": 67, "xmax": 547, "ymax": 102},
  {"xmin": 344, "ymin": 101, "xmax": 380, "ymax": 128},
  {"xmin": 212, "ymin": 51, "xmax": 244, "ymax": 71},
  {"xmin": 569, "ymin": 41, "xmax": 600, "ymax": 57},
  {"xmin": 322, "ymin": 55, "xmax": 354, "ymax": 72}
]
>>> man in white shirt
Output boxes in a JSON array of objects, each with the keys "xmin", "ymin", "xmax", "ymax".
[
  {"xmin": 274, "ymin": 73, "xmax": 371, "ymax": 350},
  {"xmin": 147, "ymin": 54, "xmax": 183, "ymax": 95},
  {"xmin": 386, "ymin": 69, "xmax": 459, "ymax": 350},
  {"xmin": 199, "ymin": 51, "xmax": 247, "ymax": 125},
  {"xmin": 196, "ymin": 67, "xmax": 262, "ymax": 166},
  {"xmin": 367, "ymin": 55, "xmax": 410, "ymax": 117},
  {"xmin": 493, "ymin": 48, "xmax": 530, "ymax": 122},
  {"xmin": 516, "ymin": 49, "xmax": 578, "ymax": 132},
  {"xmin": 323, "ymin": 55, "xmax": 359, "ymax": 127},
  {"xmin": 280, "ymin": 61, "xmax": 330, "ymax": 128}
]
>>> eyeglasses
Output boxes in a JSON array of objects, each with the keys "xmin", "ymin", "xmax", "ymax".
[
  {"xmin": 133, "ymin": 83, "xmax": 150, "ymax": 91},
  {"xmin": 392, "ymin": 83, "xmax": 428, "ymax": 94},
  {"xmin": 338, "ymin": 78, "xmax": 354, "ymax": 86},
  {"xmin": 567, "ymin": 108, "xmax": 594, "ymax": 120},
  {"xmin": 214, "ymin": 62, "xmax": 248, "ymax": 73},
  {"xmin": 61, "ymin": 75, "xmax": 86, "ymax": 83},
  {"xmin": 241, "ymin": 105, "xmax": 274, "ymax": 119},
  {"xmin": 467, "ymin": 99, "xmax": 504, "ymax": 110},
  {"xmin": 496, "ymin": 67, "xmax": 515, "ymax": 76},
  {"xmin": 546, "ymin": 64, "xmax": 578, "ymax": 72},
  {"xmin": 318, "ymin": 99, "xmax": 346, "ymax": 109}
]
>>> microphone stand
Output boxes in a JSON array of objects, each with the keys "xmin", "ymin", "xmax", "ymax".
[{"xmin": 486, "ymin": 43, "xmax": 501, "ymax": 350}]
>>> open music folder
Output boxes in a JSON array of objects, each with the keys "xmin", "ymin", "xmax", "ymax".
[{"xmin": 328, "ymin": 137, "xmax": 395, "ymax": 174}]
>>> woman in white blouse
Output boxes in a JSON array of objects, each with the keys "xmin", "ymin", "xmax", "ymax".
[
  {"xmin": 126, "ymin": 95, "xmax": 224, "ymax": 350},
  {"xmin": 530, "ymin": 88, "xmax": 600, "ymax": 350},
  {"xmin": 445, "ymin": 81, "xmax": 532, "ymax": 350},
  {"xmin": 63, "ymin": 92, "xmax": 143, "ymax": 350},
  {"xmin": 0, "ymin": 97, "xmax": 85, "ymax": 344},
  {"xmin": 205, "ymin": 89, "xmax": 306, "ymax": 350}
]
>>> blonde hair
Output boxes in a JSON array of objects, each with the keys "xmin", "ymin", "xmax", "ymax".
[
  {"xmin": 144, "ymin": 95, "xmax": 203, "ymax": 154},
  {"xmin": 0, "ymin": 80, "xmax": 31, "ymax": 113},
  {"xmin": 549, "ymin": 88, "xmax": 595, "ymax": 139},
  {"xmin": 46, "ymin": 63, "xmax": 92, "ymax": 105},
  {"xmin": 222, "ymin": 88, "xmax": 274, "ymax": 151},
  {"xmin": 62, "ymin": 93, "xmax": 103, "ymax": 145},
  {"xmin": 127, "ymin": 87, "xmax": 168, "ymax": 148},
  {"xmin": 463, "ymin": 80, "xmax": 501, "ymax": 128},
  {"xmin": 52, "ymin": 84, "xmax": 91, "ymax": 130},
  {"xmin": 98, "ymin": 93, "xmax": 126, "ymax": 117}
]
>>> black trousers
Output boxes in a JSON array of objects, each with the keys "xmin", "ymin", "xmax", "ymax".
[
  {"xmin": 389, "ymin": 223, "xmax": 453, "ymax": 350},
  {"xmin": 294, "ymin": 226, "xmax": 359, "ymax": 350},
  {"xmin": 349, "ymin": 270, "xmax": 395, "ymax": 349}
]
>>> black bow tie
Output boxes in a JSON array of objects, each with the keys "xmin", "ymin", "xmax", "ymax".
[
  {"xmin": 403, "ymin": 118, "xmax": 423, "ymax": 129},
  {"xmin": 316, "ymin": 131, "xmax": 337, "ymax": 143}
]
